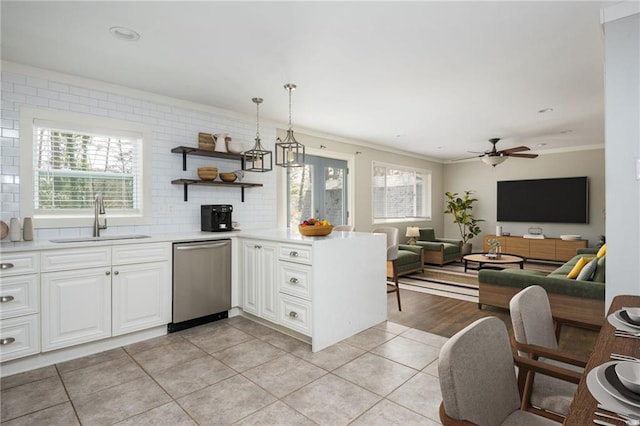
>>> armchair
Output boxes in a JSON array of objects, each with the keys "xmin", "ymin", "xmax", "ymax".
[
  {"xmin": 389, "ymin": 244, "xmax": 424, "ymax": 278},
  {"xmin": 415, "ymin": 228, "xmax": 462, "ymax": 266}
]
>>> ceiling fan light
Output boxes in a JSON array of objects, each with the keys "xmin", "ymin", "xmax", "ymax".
[{"xmin": 482, "ymin": 156, "xmax": 507, "ymax": 167}]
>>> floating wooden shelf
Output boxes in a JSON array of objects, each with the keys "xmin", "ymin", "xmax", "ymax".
[
  {"xmin": 171, "ymin": 179, "xmax": 263, "ymax": 202},
  {"xmin": 171, "ymin": 146, "xmax": 263, "ymax": 202},
  {"xmin": 171, "ymin": 146, "xmax": 245, "ymax": 171}
]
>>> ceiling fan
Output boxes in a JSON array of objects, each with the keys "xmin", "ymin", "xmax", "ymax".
[{"xmin": 459, "ymin": 138, "xmax": 539, "ymax": 167}]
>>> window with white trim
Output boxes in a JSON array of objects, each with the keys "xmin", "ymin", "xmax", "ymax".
[
  {"xmin": 372, "ymin": 162, "xmax": 431, "ymax": 221},
  {"xmin": 20, "ymin": 108, "xmax": 152, "ymax": 228}
]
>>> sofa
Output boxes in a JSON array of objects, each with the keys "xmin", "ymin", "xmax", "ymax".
[
  {"xmin": 387, "ymin": 244, "xmax": 424, "ymax": 278},
  {"xmin": 478, "ymin": 248, "xmax": 606, "ymax": 327},
  {"xmin": 415, "ymin": 228, "xmax": 463, "ymax": 266}
]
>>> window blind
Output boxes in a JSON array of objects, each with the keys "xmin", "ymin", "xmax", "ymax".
[{"xmin": 33, "ymin": 122, "xmax": 141, "ymax": 211}]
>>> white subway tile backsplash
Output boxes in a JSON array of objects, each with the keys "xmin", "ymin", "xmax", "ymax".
[{"xmin": 1, "ymin": 68, "xmax": 277, "ymax": 237}]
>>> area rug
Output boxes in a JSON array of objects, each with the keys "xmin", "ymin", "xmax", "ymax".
[{"xmin": 397, "ymin": 260, "xmax": 558, "ymax": 303}]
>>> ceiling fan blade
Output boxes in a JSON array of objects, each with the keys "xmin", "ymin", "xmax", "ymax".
[
  {"xmin": 507, "ymin": 153, "xmax": 538, "ymax": 158},
  {"xmin": 501, "ymin": 146, "xmax": 530, "ymax": 154},
  {"xmin": 451, "ymin": 154, "xmax": 483, "ymax": 161}
]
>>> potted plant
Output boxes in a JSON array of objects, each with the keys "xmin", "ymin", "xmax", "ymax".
[{"xmin": 444, "ymin": 190, "xmax": 484, "ymax": 255}]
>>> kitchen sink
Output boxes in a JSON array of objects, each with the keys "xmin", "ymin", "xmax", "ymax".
[{"xmin": 50, "ymin": 234, "xmax": 151, "ymax": 243}]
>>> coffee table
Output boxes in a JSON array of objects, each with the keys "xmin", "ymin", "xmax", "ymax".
[{"xmin": 463, "ymin": 253, "xmax": 525, "ymax": 273}]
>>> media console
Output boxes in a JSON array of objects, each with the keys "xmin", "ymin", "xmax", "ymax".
[{"xmin": 482, "ymin": 234, "xmax": 587, "ymax": 262}]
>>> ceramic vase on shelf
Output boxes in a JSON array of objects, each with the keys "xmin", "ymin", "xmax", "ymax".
[
  {"xmin": 23, "ymin": 217, "xmax": 34, "ymax": 241},
  {"xmin": 9, "ymin": 217, "xmax": 21, "ymax": 242},
  {"xmin": 213, "ymin": 133, "xmax": 228, "ymax": 153}
]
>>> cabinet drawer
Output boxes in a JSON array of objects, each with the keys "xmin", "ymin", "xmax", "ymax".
[
  {"xmin": 112, "ymin": 242, "xmax": 170, "ymax": 265},
  {"xmin": 279, "ymin": 294, "xmax": 312, "ymax": 336},
  {"xmin": 0, "ymin": 274, "xmax": 39, "ymax": 320},
  {"xmin": 0, "ymin": 314, "xmax": 40, "ymax": 362},
  {"xmin": 279, "ymin": 244, "xmax": 312, "ymax": 264},
  {"xmin": 278, "ymin": 262, "xmax": 312, "ymax": 300},
  {"xmin": 42, "ymin": 247, "xmax": 111, "ymax": 272},
  {"xmin": 0, "ymin": 252, "xmax": 39, "ymax": 277},
  {"xmin": 529, "ymin": 239, "xmax": 556, "ymax": 260}
]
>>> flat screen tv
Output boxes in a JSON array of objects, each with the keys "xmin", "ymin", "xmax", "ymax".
[{"xmin": 497, "ymin": 177, "xmax": 589, "ymax": 224}]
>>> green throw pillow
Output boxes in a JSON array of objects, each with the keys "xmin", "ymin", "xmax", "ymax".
[
  {"xmin": 592, "ymin": 255, "xmax": 606, "ymax": 283},
  {"xmin": 577, "ymin": 257, "xmax": 598, "ymax": 281}
]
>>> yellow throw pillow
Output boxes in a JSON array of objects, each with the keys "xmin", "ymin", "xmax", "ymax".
[
  {"xmin": 597, "ymin": 244, "xmax": 606, "ymax": 259},
  {"xmin": 567, "ymin": 256, "xmax": 594, "ymax": 279}
]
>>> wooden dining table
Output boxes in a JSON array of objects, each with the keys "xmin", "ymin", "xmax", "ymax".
[{"xmin": 564, "ymin": 294, "xmax": 640, "ymax": 424}]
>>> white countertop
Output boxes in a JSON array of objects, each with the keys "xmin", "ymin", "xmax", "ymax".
[{"xmin": 0, "ymin": 228, "xmax": 374, "ymax": 253}]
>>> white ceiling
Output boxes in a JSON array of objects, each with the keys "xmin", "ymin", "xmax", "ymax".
[{"xmin": 1, "ymin": 1, "xmax": 609, "ymax": 161}]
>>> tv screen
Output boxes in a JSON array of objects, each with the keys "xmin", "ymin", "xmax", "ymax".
[{"xmin": 497, "ymin": 177, "xmax": 589, "ymax": 224}]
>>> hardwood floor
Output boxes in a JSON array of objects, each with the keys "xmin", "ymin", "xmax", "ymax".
[{"xmin": 387, "ymin": 288, "xmax": 598, "ymax": 358}]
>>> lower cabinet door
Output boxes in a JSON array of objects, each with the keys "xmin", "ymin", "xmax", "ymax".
[
  {"xmin": 41, "ymin": 268, "xmax": 112, "ymax": 352},
  {"xmin": 0, "ymin": 314, "xmax": 40, "ymax": 362},
  {"xmin": 112, "ymin": 261, "xmax": 171, "ymax": 336}
]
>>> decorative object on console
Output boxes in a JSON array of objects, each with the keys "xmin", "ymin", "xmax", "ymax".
[
  {"xmin": 275, "ymin": 83, "xmax": 305, "ymax": 167},
  {"xmin": 244, "ymin": 97, "xmax": 273, "ymax": 172},
  {"xmin": 9, "ymin": 217, "xmax": 21, "ymax": 242},
  {"xmin": 444, "ymin": 190, "xmax": 483, "ymax": 254},
  {"xmin": 23, "ymin": 217, "xmax": 33, "ymax": 241},
  {"xmin": 405, "ymin": 227, "xmax": 420, "ymax": 245},
  {"xmin": 495, "ymin": 225, "xmax": 502, "ymax": 236}
]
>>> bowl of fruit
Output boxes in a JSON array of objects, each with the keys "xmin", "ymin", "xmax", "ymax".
[{"xmin": 298, "ymin": 218, "xmax": 333, "ymax": 236}]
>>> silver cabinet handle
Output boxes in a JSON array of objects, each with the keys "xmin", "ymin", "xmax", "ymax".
[
  {"xmin": 289, "ymin": 277, "xmax": 299, "ymax": 284},
  {"xmin": 176, "ymin": 242, "xmax": 229, "ymax": 251},
  {"xmin": 0, "ymin": 295, "xmax": 15, "ymax": 303},
  {"xmin": 289, "ymin": 251, "xmax": 299, "ymax": 257},
  {"xmin": 114, "ymin": 271, "xmax": 119, "ymax": 275},
  {"xmin": 0, "ymin": 263, "xmax": 14, "ymax": 270},
  {"xmin": 106, "ymin": 271, "xmax": 111, "ymax": 276},
  {"xmin": 289, "ymin": 311, "xmax": 299, "ymax": 319},
  {"xmin": 0, "ymin": 337, "xmax": 15, "ymax": 345},
  {"xmin": 254, "ymin": 244, "xmax": 262, "ymax": 249}
]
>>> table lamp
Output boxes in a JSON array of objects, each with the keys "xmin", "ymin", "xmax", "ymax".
[{"xmin": 406, "ymin": 227, "xmax": 420, "ymax": 245}]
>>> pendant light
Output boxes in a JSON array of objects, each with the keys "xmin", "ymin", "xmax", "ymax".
[
  {"xmin": 275, "ymin": 83, "xmax": 305, "ymax": 167},
  {"xmin": 244, "ymin": 97, "xmax": 272, "ymax": 172}
]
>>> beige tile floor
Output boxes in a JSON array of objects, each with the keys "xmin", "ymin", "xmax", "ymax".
[{"xmin": 0, "ymin": 316, "xmax": 448, "ymax": 425}]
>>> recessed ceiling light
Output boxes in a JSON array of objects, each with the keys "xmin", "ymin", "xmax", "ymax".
[
  {"xmin": 109, "ymin": 26, "xmax": 140, "ymax": 41},
  {"xmin": 560, "ymin": 129, "xmax": 573, "ymax": 134},
  {"xmin": 538, "ymin": 108, "xmax": 554, "ymax": 114},
  {"xmin": 537, "ymin": 143, "xmax": 547, "ymax": 147}
]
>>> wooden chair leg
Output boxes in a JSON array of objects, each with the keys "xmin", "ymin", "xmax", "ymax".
[{"xmin": 393, "ymin": 259, "xmax": 401, "ymax": 311}]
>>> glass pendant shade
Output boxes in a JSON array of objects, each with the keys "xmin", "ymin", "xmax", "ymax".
[
  {"xmin": 244, "ymin": 97, "xmax": 272, "ymax": 172},
  {"xmin": 481, "ymin": 155, "xmax": 507, "ymax": 167},
  {"xmin": 275, "ymin": 83, "xmax": 305, "ymax": 167}
]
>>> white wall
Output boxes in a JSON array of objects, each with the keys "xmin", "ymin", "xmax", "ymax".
[
  {"xmin": 603, "ymin": 7, "xmax": 640, "ymax": 305},
  {"xmin": 443, "ymin": 148, "xmax": 606, "ymax": 249},
  {"xmin": 277, "ymin": 130, "xmax": 445, "ymax": 238},
  {"xmin": 0, "ymin": 62, "xmax": 278, "ymax": 239}
]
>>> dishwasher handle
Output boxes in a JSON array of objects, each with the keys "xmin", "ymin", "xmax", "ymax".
[{"xmin": 176, "ymin": 242, "xmax": 229, "ymax": 251}]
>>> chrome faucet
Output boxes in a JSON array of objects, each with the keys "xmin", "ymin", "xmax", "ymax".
[{"xmin": 93, "ymin": 193, "xmax": 107, "ymax": 237}]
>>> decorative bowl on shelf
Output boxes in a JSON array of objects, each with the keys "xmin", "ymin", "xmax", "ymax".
[
  {"xmin": 298, "ymin": 224, "xmax": 333, "ymax": 237},
  {"xmin": 197, "ymin": 167, "xmax": 218, "ymax": 180},
  {"xmin": 219, "ymin": 172, "xmax": 237, "ymax": 183},
  {"xmin": 226, "ymin": 140, "xmax": 243, "ymax": 154}
]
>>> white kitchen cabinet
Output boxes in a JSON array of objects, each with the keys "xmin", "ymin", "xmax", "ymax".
[
  {"xmin": 112, "ymin": 261, "xmax": 170, "ymax": 336},
  {"xmin": 41, "ymin": 243, "xmax": 171, "ymax": 352},
  {"xmin": 239, "ymin": 230, "xmax": 387, "ymax": 352},
  {"xmin": 241, "ymin": 239, "xmax": 278, "ymax": 322},
  {"xmin": 41, "ymin": 267, "xmax": 112, "ymax": 351},
  {"xmin": 0, "ymin": 251, "xmax": 40, "ymax": 362}
]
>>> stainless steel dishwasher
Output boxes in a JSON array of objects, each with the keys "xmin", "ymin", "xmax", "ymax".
[{"xmin": 169, "ymin": 239, "xmax": 231, "ymax": 332}]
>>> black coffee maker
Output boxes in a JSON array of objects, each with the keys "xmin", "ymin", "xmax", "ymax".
[{"xmin": 201, "ymin": 205, "xmax": 233, "ymax": 232}]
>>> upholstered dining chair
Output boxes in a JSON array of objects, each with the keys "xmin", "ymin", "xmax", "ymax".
[
  {"xmin": 333, "ymin": 224, "xmax": 354, "ymax": 232},
  {"xmin": 509, "ymin": 285, "xmax": 589, "ymax": 422},
  {"xmin": 438, "ymin": 316, "xmax": 575, "ymax": 426},
  {"xmin": 373, "ymin": 227, "xmax": 401, "ymax": 311}
]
